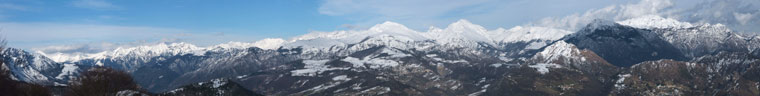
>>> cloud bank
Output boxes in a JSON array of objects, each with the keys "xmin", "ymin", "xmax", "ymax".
[
  {"xmin": 534, "ymin": 0, "xmax": 760, "ymax": 33},
  {"xmin": 319, "ymin": 0, "xmax": 760, "ymax": 34},
  {"xmin": 531, "ymin": 0, "xmax": 676, "ymax": 31},
  {"xmin": 674, "ymin": 0, "xmax": 760, "ymax": 33},
  {"xmin": 318, "ymin": 0, "xmax": 637, "ymax": 30}
]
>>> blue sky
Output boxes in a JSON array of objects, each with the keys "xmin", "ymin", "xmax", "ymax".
[
  {"xmin": 1, "ymin": 0, "xmax": 353, "ymax": 48},
  {"xmin": 4, "ymin": 0, "xmax": 348, "ymax": 34},
  {"xmin": 0, "ymin": 0, "xmax": 757, "ymax": 52}
]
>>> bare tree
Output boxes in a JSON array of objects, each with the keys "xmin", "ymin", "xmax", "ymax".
[
  {"xmin": 67, "ymin": 67, "xmax": 147, "ymax": 96},
  {"xmin": 0, "ymin": 34, "xmax": 16, "ymax": 96},
  {"xmin": 0, "ymin": 33, "xmax": 20, "ymax": 95}
]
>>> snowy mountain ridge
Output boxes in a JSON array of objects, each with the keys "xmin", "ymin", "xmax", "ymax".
[
  {"xmin": 284, "ymin": 19, "xmax": 574, "ymax": 50},
  {"xmin": 39, "ymin": 19, "xmax": 574, "ymax": 63},
  {"xmin": 1, "ymin": 48, "xmax": 62, "ymax": 85},
  {"xmin": 617, "ymin": 15, "xmax": 760, "ymax": 58},
  {"xmin": 40, "ymin": 41, "xmax": 281, "ymax": 63},
  {"xmin": 616, "ymin": 15, "xmax": 695, "ymax": 29},
  {"xmin": 39, "ymin": 16, "xmax": 751, "ymax": 64}
]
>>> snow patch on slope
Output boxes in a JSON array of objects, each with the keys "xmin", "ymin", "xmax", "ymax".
[
  {"xmin": 614, "ymin": 74, "xmax": 632, "ymax": 89},
  {"xmin": 359, "ymin": 86, "xmax": 391, "ymax": 95},
  {"xmin": 291, "ymin": 60, "xmax": 349, "ymax": 76},
  {"xmin": 528, "ymin": 63, "xmax": 562, "ymax": 74},
  {"xmin": 299, "ymin": 74, "xmax": 354, "ymax": 94},
  {"xmin": 341, "ymin": 57, "xmax": 400, "ymax": 69},
  {"xmin": 332, "ymin": 75, "xmax": 351, "ymax": 81},
  {"xmin": 211, "ymin": 79, "xmax": 227, "ymax": 88},
  {"xmin": 524, "ymin": 41, "xmax": 547, "ymax": 50}
]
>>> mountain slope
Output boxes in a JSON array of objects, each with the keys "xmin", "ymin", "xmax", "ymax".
[
  {"xmin": 1, "ymin": 48, "xmax": 68, "ymax": 85},
  {"xmin": 484, "ymin": 41, "xmax": 620, "ymax": 96},
  {"xmin": 162, "ymin": 78, "xmax": 263, "ymax": 96},
  {"xmin": 563, "ymin": 19, "xmax": 687, "ymax": 67},
  {"xmin": 612, "ymin": 52, "xmax": 760, "ymax": 95}
]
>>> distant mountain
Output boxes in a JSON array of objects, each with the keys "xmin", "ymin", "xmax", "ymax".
[
  {"xmin": 484, "ymin": 41, "xmax": 620, "ymax": 95},
  {"xmin": 2, "ymin": 17, "xmax": 759, "ymax": 95},
  {"xmin": 563, "ymin": 19, "xmax": 688, "ymax": 67},
  {"xmin": 617, "ymin": 15, "xmax": 758, "ymax": 59},
  {"xmin": 1, "ymin": 48, "xmax": 72, "ymax": 86}
]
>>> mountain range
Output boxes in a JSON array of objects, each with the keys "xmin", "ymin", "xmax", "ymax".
[{"xmin": 2, "ymin": 15, "xmax": 759, "ymax": 95}]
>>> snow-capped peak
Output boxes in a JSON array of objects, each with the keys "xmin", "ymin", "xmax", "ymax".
[
  {"xmin": 490, "ymin": 26, "xmax": 573, "ymax": 43},
  {"xmin": 106, "ymin": 42, "xmax": 205, "ymax": 59},
  {"xmin": 425, "ymin": 19, "xmax": 492, "ymax": 43},
  {"xmin": 445, "ymin": 19, "xmax": 487, "ymax": 33},
  {"xmin": 427, "ymin": 26, "xmax": 443, "ymax": 32},
  {"xmin": 37, "ymin": 51, "xmax": 91, "ymax": 63},
  {"xmin": 210, "ymin": 41, "xmax": 256, "ymax": 50},
  {"xmin": 284, "ymin": 19, "xmax": 576, "ymax": 50},
  {"xmin": 535, "ymin": 41, "xmax": 582, "ymax": 62},
  {"xmin": 41, "ymin": 42, "xmax": 201, "ymax": 62},
  {"xmin": 369, "ymin": 21, "xmax": 415, "ymax": 33},
  {"xmin": 616, "ymin": 15, "xmax": 694, "ymax": 29},
  {"xmin": 208, "ymin": 38, "xmax": 285, "ymax": 51},
  {"xmin": 366, "ymin": 21, "xmax": 427, "ymax": 41},
  {"xmin": 40, "ymin": 38, "xmax": 290, "ymax": 62},
  {"xmin": 252, "ymin": 38, "xmax": 286, "ymax": 50},
  {"xmin": 291, "ymin": 31, "xmax": 353, "ymax": 41}
]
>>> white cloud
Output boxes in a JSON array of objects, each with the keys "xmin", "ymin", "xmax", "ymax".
[
  {"xmin": 521, "ymin": 0, "xmax": 760, "ymax": 33},
  {"xmin": 734, "ymin": 12, "xmax": 753, "ymax": 25},
  {"xmin": 615, "ymin": 0, "xmax": 674, "ymax": 19},
  {"xmin": 72, "ymin": 0, "xmax": 120, "ymax": 10},
  {"xmin": 318, "ymin": 0, "xmax": 641, "ymax": 30},
  {"xmin": 673, "ymin": 0, "xmax": 760, "ymax": 33},
  {"xmin": 319, "ymin": 0, "xmax": 760, "ymax": 33},
  {"xmin": 530, "ymin": 0, "xmax": 675, "ymax": 31}
]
